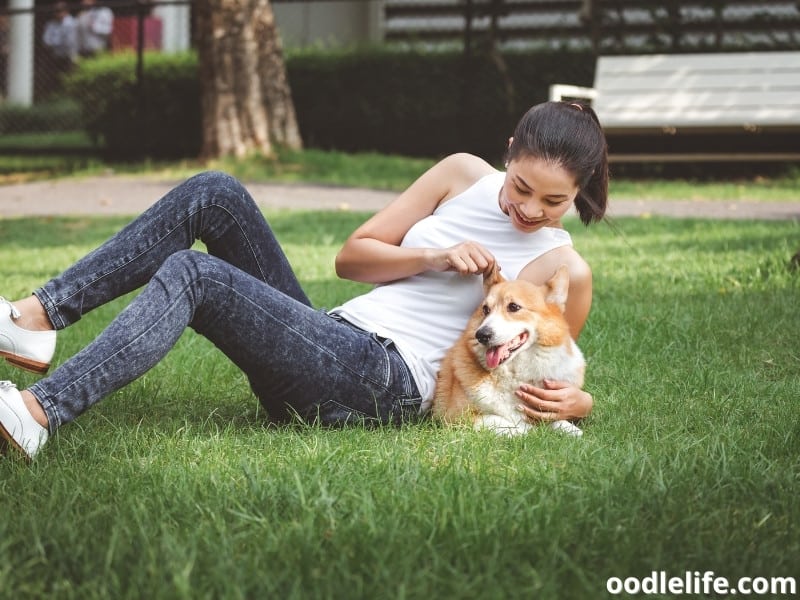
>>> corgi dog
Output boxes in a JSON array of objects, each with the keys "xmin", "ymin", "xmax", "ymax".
[{"xmin": 433, "ymin": 265, "xmax": 585, "ymax": 437}]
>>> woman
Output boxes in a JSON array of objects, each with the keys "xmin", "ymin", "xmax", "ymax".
[{"xmin": 0, "ymin": 101, "xmax": 608, "ymax": 460}]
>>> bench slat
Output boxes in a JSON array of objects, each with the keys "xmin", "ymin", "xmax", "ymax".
[
  {"xmin": 600, "ymin": 96, "xmax": 800, "ymax": 129},
  {"xmin": 599, "ymin": 76, "xmax": 800, "ymax": 93},
  {"xmin": 590, "ymin": 51, "xmax": 800, "ymax": 131},
  {"xmin": 597, "ymin": 52, "xmax": 800, "ymax": 74}
]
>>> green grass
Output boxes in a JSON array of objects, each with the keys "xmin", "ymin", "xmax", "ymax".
[
  {"xmin": 610, "ymin": 173, "xmax": 800, "ymax": 202},
  {"xmin": 0, "ymin": 146, "xmax": 435, "ymax": 191},
  {"xmin": 2, "ymin": 145, "xmax": 799, "ymax": 201},
  {"xmin": 0, "ymin": 132, "xmax": 103, "ymax": 183},
  {"xmin": 0, "ymin": 131, "xmax": 96, "ymax": 151},
  {"xmin": 0, "ymin": 211, "xmax": 799, "ymax": 599}
]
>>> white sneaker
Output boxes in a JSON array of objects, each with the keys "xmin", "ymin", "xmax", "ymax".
[
  {"xmin": 0, "ymin": 380, "xmax": 49, "ymax": 460},
  {"xmin": 0, "ymin": 297, "xmax": 56, "ymax": 374}
]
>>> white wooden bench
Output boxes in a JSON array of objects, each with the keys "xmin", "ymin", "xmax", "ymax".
[{"xmin": 550, "ymin": 51, "xmax": 800, "ymax": 163}]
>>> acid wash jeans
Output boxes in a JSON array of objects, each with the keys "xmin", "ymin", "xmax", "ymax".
[{"xmin": 28, "ymin": 171, "xmax": 422, "ymax": 431}]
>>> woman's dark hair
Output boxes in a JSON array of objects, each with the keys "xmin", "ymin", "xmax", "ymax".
[{"xmin": 505, "ymin": 101, "xmax": 609, "ymax": 225}]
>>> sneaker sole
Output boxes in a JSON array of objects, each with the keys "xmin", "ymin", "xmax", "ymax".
[{"xmin": 0, "ymin": 351, "xmax": 50, "ymax": 374}]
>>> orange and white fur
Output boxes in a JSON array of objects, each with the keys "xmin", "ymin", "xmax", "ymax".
[{"xmin": 433, "ymin": 265, "xmax": 585, "ymax": 437}]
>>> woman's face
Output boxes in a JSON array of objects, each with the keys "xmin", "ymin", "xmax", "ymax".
[{"xmin": 499, "ymin": 155, "xmax": 579, "ymax": 233}]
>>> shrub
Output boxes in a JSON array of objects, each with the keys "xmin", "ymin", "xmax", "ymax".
[
  {"xmin": 0, "ymin": 97, "xmax": 85, "ymax": 134},
  {"xmin": 63, "ymin": 47, "xmax": 595, "ymax": 161},
  {"xmin": 287, "ymin": 46, "xmax": 595, "ymax": 161},
  {"xmin": 65, "ymin": 51, "xmax": 202, "ymax": 160}
]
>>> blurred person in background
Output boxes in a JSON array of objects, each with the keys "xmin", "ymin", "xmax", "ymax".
[
  {"xmin": 43, "ymin": 2, "xmax": 78, "ymax": 64},
  {"xmin": 42, "ymin": 2, "xmax": 78, "ymax": 96},
  {"xmin": 77, "ymin": 0, "xmax": 113, "ymax": 56}
]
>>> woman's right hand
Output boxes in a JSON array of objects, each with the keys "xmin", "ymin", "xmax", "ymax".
[{"xmin": 425, "ymin": 241, "xmax": 496, "ymax": 276}]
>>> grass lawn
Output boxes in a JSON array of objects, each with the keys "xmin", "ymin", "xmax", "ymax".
[
  {"xmin": 1, "ymin": 144, "xmax": 799, "ymax": 202},
  {"xmin": 0, "ymin": 210, "xmax": 798, "ymax": 599}
]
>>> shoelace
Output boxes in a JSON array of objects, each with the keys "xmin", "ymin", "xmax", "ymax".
[
  {"xmin": 0, "ymin": 380, "xmax": 17, "ymax": 391},
  {"xmin": 0, "ymin": 297, "xmax": 21, "ymax": 320}
]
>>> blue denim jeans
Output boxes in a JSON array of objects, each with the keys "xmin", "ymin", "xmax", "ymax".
[{"xmin": 28, "ymin": 171, "xmax": 422, "ymax": 431}]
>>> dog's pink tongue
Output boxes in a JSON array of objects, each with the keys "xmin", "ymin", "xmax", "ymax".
[{"xmin": 486, "ymin": 346, "xmax": 505, "ymax": 369}]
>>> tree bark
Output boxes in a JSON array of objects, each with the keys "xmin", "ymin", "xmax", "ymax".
[{"xmin": 195, "ymin": 0, "xmax": 302, "ymax": 159}]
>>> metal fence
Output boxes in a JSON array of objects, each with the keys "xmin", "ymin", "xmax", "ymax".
[
  {"xmin": 1, "ymin": 0, "xmax": 185, "ymax": 102},
  {"xmin": 2, "ymin": 0, "xmax": 799, "ymax": 158},
  {"xmin": 384, "ymin": 0, "xmax": 800, "ymax": 52},
  {"xmin": 0, "ymin": 0, "xmax": 192, "ymax": 158}
]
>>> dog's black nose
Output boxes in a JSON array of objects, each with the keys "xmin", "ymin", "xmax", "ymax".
[{"xmin": 475, "ymin": 326, "xmax": 493, "ymax": 345}]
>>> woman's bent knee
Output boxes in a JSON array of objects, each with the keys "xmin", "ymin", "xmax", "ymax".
[
  {"xmin": 157, "ymin": 250, "xmax": 215, "ymax": 283},
  {"xmin": 186, "ymin": 170, "xmax": 242, "ymax": 190},
  {"xmin": 181, "ymin": 171, "xmax": 261, "ymax": 222},
  {"xmin": 186, "ymin": 171, "xmax": 250, "ymax": 204}
]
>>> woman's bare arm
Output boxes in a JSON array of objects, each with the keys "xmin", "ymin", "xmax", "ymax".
[
  {"xmin": 335, "ymin": 153, "xmax": 496, "ymax": 284},
  {"xmin": 516, "ymin": 246, "xmax": 594, "ymax": 419}
]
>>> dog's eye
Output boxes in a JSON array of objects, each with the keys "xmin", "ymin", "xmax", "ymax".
[
  {"xmin": 482, "ymin": 304, "xmax": 490, "ymax": 316},
  {"xmin": 507, "ymin": 302, "xmax": 522, "ymax": 312}
]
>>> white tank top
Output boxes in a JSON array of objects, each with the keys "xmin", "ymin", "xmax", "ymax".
[{"xmin": 331, "ymin": 171, "xmax": 573, "ymax": 408}]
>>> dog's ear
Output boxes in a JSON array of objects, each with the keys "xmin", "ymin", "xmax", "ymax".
[
  {"xmin": 482, "ymin": 262, "xmax": 504, "ymax": 292},
  {"xmin": 545, "ymin": 265, "xmax": 570, "ymax": 312}
]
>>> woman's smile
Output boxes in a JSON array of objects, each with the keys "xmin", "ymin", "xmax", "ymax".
[{"xmin": 506, "ymin": 202, "xmax": 549, "ymax": 230}]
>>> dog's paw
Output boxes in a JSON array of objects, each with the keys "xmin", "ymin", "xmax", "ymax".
[
  {"xmin": 474, "ymin": 414, "xmax": 529, "ymax": 436},
  {"xmin": 550, "ymin": 420, "xmax": 583, "ymax": 437}
]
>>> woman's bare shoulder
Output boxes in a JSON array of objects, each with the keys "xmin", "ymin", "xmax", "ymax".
[
  {"xmin": 438, "ymin": 153, "xmax": 498, "ymax": 202},
  {"xmin": 519, "ymin": 245, "xmax": 592, "ymax": 287}
]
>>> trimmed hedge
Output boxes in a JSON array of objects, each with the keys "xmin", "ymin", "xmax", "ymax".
[
  {"xmin": 64, "ymin": 47, "xmax": 595, "ymax": 161},
  {"xmin": 65, "ymin": 51, "xmax": 202, "ymax": 160},
  {"xmin": 0, "ymin": 98, "xmax": 85, "ymax": 135},
  {"xmin": 288, "ymin": 47, "xmax": 594, "ymax": 161}
]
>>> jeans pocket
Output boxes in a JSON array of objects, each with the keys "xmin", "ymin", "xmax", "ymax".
[
  {"xmin": 311, "ymin": 397, "xmax": 381, "ymax": 426},
  {"xmin": 289, "ymin": 316, "xmax": 422, "ymax": 427},
  {"xmin": 384, "ymin": 337, "xmax": 423, "ymax": 425},
  {"xmin": 312, "ymin": 394, "xmax": 422, "ymax": 428},
  {"xmin": 390, "ymin": 396, "xmax": 423, "ymax": 426},
  {"xmin": 308, "ymin": 339, "xmax": 422, "ymax": 427}
]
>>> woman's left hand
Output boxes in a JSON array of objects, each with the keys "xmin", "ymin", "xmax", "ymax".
[{"xmin": 515, "ymin": 379, "xmax": 593, "ymax": 422}]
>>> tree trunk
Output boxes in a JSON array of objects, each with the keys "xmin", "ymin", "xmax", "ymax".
[{"xmin": 195, "ymin": 0, "xmax": 302, "ymax": 159}]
